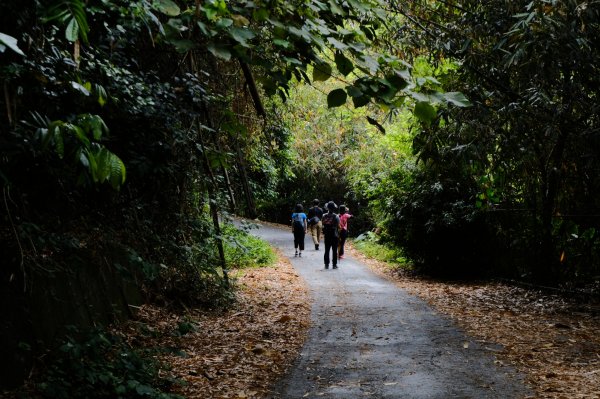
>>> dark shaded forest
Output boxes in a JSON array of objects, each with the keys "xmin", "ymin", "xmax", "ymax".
[{"xmin": 1, "ymin": 0, "xmax": 599, "ymax": 397}]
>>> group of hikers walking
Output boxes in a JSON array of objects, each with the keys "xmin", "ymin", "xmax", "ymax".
[{"xmin": 291, "ymin": 199, "xmax": 352, "ymax": 269}]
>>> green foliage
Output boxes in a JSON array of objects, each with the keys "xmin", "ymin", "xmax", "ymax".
[
  {"xmin": 327, "ymin": 88, "xmax": 347, "ymax": 108},
  {"xmin": 262, "ymin": 78, "xmax": 376, "ymax": 225},
  {"xmin": 386, "ymin": 167, "xmax": 488, "ymax": 277},
  {"xmin": 0, "ymin": 32, "xmax": 25, "ymax": 55},
  {"xmin": 157, "ymin": 216, "xmax": 235, "ymax": 308},
  {"xmin": 375, "ymin": 0, "xmax": 600, "ymax": 283},
  {"xmin": 222, "ymin": 222, "xmax": 276, "ymax": 269},
  {"xmin": 37, "ymin": 328, "xmax": 182, "ymax": 399},
  {"xmin": 42, "ymin": 0, "xmax": 90, "ymax": 43},
  {"xmin": 353, "ymin": 232, "xmax": 408, "ymax": 266},
  {"xmin": 553, "ymin": 221, "xmax": 600, "ymax": 283},
  {"xmin": 31, "ymin": 113, "xmax": 126, "ymax": 189}
]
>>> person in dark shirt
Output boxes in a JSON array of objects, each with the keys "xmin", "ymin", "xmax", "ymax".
[
  {"xmin": 321, "ymin": 201, "xmax": 340, "ymax": 269},
  {"xmin": 307, "ymin": 199, "xmax": 324, "ymax": 250}
]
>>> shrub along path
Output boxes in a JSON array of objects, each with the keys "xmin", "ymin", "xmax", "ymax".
[{"xmin": 251, "ymin": 221, "xmax": 531, "ymax": 398}]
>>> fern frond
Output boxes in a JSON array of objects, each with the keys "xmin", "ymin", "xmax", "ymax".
[{"xmin": 108, "ymin": 153, "xmax": 126, "ymax": 189}]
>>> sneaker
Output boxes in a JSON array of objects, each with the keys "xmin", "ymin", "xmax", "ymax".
[
  {"xmin": 324, "ymin": 264, "xmax": 329, "ymax": 269},
  {"xmin": 299, "ymin": 252, "xmax": 302, "ymax": 257},
  {"xmin": 294, "ymin": 251, "xmax": 298, "ymax": 257},
  {"xmin": 333, "ymin": 265, "xmax": 338, "ymax": 269}
]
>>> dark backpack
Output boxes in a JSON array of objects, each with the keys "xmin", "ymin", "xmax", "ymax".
[
  {"xmin": 322, "ymin": 213, "xmax": 338, "ymax": 236},
  {"xmin": 292, "ymin": 214, "xmax": 304, "ymax": 231}
]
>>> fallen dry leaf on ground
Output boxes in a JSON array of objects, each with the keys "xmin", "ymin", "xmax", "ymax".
[
  {"xmin": 119, "ymin": 248, "xmax": 310, "ymax": 399},
  {"xmin": 117, "ymin": 238, "xmax": 600, "ymax": 399},
  {"xmin": 347, "ymin": 243, "xmax": 600, "ymax": 399}
]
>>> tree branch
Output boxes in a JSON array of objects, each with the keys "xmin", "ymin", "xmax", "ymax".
[{"xmin": 238, "ymin": 60, "xmax": 266, "ymax": 119}]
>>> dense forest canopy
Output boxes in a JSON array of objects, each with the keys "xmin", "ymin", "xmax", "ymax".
[{"xmin": 1, "ymin": 0, "xmax": 600, "ymax": 394}]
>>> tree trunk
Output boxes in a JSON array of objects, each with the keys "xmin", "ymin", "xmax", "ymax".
[
  {"xmin": 534, "ymin": 62, "xmax": 574, "ymax": 282},
  {"xmin": 235, "ymin": 134, "xmax": 257, "ymax": 219},
  {"xmin": 198, "ymin": 123, "xmax": 229, "ymax": 288},
  {"xmin": 239, "ymin": 60, "xmax": 266, "ymax": 119},
  {"xmin": 222, "ymin": 164, "xmax": 237, "ymax": 214}
]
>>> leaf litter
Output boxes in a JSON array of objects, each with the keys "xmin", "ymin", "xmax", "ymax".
[
  {"xmin": 348, "ymin": 243, "xmax": 600, "ymax": 399},
  {"xmin": 117, "ymin": 238, "xmax": 600, "ymax": 399},
  {"xmin": 117, "ymin": 249, "xmax": 310, "ymax": 398}
]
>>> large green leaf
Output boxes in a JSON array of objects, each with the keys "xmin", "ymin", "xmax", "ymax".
[
  {"xmin": 78, "ymin": 114, "xmax": 108, "ymax": 141},
  {"xmin": 65, "ymin": 17, "xmax": 79, "ymax": 42},
  {"xmin": 386, "ymin": 73, "xmax": 408, "ymax": 91},
  {"xmin": 356, "ymin": 54, "xmax": 379, "ymax": 74},
  {"xmin": 408, "ymin": 90, "xmax": 431, "ymax": 103},
  {"xmin": 96, "ymin": 148, "xmax": 111, "ymax": 182},
  {"xmin": 414, "ymin": 101, "xmax": 437, "ymax": 125},
  {"xmin": 346, "ymin": 85, "xmax": 362, "ymax": 98},
  {"xmin": 352, "ymin": 95, "xmax": 370, "ymax": 108},
  {"xmin": 313, "ymin": 63, "xmax": 332, "ymax": 82},
  {"xmin": 328, "ymin": 37, "xmax": 348, "ymax": 51},
  {"xmin": 70, "ymin": 81, "xmax": 90, "ymax": 96},
  {"xmin": 443, "ymin": 91, "xmax": 472, "ymax": 107},
  {"xmin": 327, "ymin": 88, "xmax": 347, "ymax": 108},
  {"xmin": 207, "ymin": 43, "xmax": 232, "ymax": 61},
  {"xmin": 53, "ymin": 125, "xmax": 65, "ymax": 158},
  {"xmin": 71, "ymin": 4, "xmax": 89, "ymax": 42},
  {"xmin": 328, "ymin": 0, "xmax": 346, "ymax": 16},
  {"xmin": 216, "ymin": 18, "xmax": 233, "ymax": 29},
  {"xmin": 273, "ymin": 39, "xmax": 291, "ymax": 49},
  {"xmin": 288, "ymin": 25, "xmax": 313, "ymax": 42},
  {"xmin": 168, "ymin": 39, "xmax": 196, "ymax": 53},
  {"xmin": 42, "ymin": 1, "xmax": 89, "ymax": 43},
  {"xmin": 335, "ymin": 52, "xmax": 354, "ymax": 76},
  {"xmin": 0, "ymin": 32, "xmax": 25, "ymax": 56},
  {"xmin": 85, "ymin": 149, "xmax": 98, "ymax": 181},
  {"xmin": 71, "ymin": 125, "xmax": 90, "ymax": 148},
  {"xmin": 151, "ymin": 0, "xmax": 181, "ymax": 16},
  {"xmin": 228, "ymin": 27, "xmax": 256, "ymax": 47}
]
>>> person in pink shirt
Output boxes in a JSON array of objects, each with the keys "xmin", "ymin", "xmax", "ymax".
[{"xmin": 337, "ymin": 205, "xmax": 352, "ymax": 259}]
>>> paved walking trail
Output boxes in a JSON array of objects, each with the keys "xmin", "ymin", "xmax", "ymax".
[{"xmin": 249, "ymin": 220, "xmax": 531, "ymax": 399}]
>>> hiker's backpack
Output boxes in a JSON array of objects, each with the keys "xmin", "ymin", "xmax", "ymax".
[
  {"xmin": 292, "ymin": 213, "xmax": 304, "ymax": 231},
  {"xmin": 322, "ymin": 213, "xmax": 338, "ymax": 236}
]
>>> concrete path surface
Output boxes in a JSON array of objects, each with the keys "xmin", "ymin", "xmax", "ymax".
[{"xmin": 247, "ymin": 220, "xmax": 530, "ymax": 399}]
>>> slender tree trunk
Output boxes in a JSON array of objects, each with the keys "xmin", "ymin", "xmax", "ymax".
[
  {"xmin": 213, "ymin": 137, "xmax": 237, "ymax": 213},
  {"xmin": 538, "ymin": 125, "xmax": 568, "ymax": 280},
  {"xmin": 198, "ymin": 122, "xmax": 229, "ymax": 288},
  {"xmin": 222, "ymin": 164, "xmax": 237, "ymax": 213},
  {"xmin": 538, "ymin": 64, "xmax": 574, "ymax": 281},
  {"xmin": 198, "ymin": 89, "xmax": 237, "ymax": 214},
  {"xmin": 235, "ymin": 133, "xmax": 257, "ymax": 219}
]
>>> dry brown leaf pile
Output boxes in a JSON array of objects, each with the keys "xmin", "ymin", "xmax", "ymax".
[
  {"xmin": 121, "ymin": 250, "xmax": 310, "ymax": 399},
  {"xmin": 348, "ymin": 244, "xmax": 600, "ymax": 399}
]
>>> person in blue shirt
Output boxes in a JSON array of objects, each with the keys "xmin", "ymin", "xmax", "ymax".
[{"xmin": 291, "ymin": 203, "xmax": 308, "ymax": 257}]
